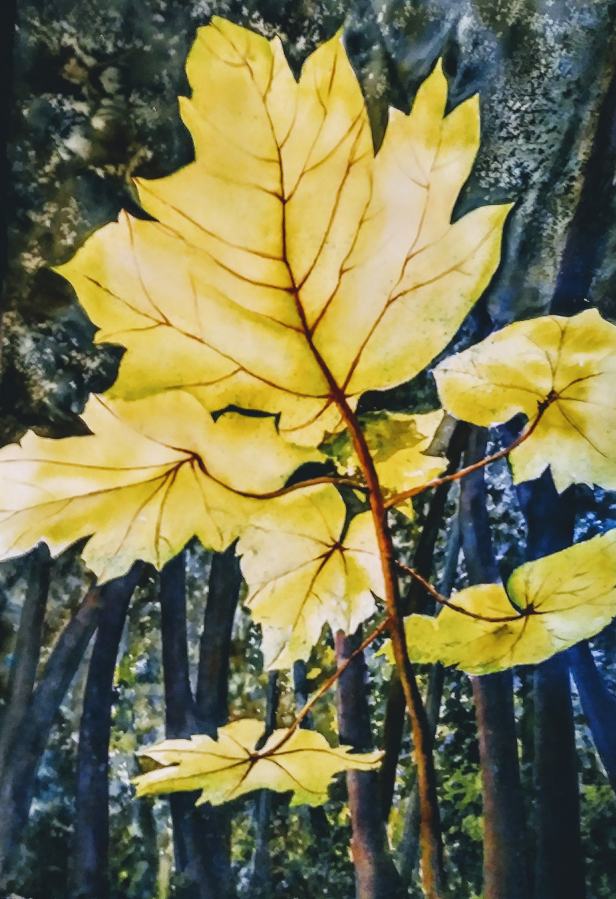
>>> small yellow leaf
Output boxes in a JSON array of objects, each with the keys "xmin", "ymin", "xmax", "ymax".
[
  {"xmin": 434, "ymin": 309, "xmax": 616, "ymax": 491},
  {"xmin": 0, "ymin": 393, "xmax": 320, "ymax": 582},
  {"xmin": 133, "ymin": 718, "xmax": 382, "ymax": 807},
  {"xmin": 55, "ymin": 21, "xmax": 510, "ymax": 447},
  {"xmin": 388, "ymin": 529, "xmax": 616, "ymax": 674},
  {"xmin": 238, "ymin": 486, "xmax": 384, "ymax": 669},
  {"xmin": 328, "ymin": 410, "xmax": 447, "ymax": 517}
]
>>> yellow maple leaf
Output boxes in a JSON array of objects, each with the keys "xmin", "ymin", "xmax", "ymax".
[
  {"xmin": 434, "ymin": 308, "xmax": 616, "ymax": 491},
  {"xmin": 0, "ymin": 392, "xmax": 320, "ymax": 581},
  {"xmin": 238, "ymin": 485, "xmax": 384, "ymax": 668},
  {"xmin": 328, "ymin": 409, "xmax": 447, "ymax": 516},
  {"xmin": 383, "ymin": 529, "xmax": 616, "ymax": 674},
  {"xmin": 55, "ymin": 17, "xmax": 510, "ymax": 447},
  {"xmin": 133, "ymin": 718, "xmax": 382, "ymax": 807}
]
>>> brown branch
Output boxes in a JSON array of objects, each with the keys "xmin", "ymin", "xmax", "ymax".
[
  {"xmin": 232, "ymin": 474, "xmax": 370, "ymax": 501},
  {"xmin": 384, "ymin": 400, "xmax": 550, "ymax": 510},
  {"xmin": 331, "ymin": 394, "xmax": 447, "ymax": 899},
  {"xmin": 396, "ymin": 562, "xmax": 527, "ymax": 624},
  {"xmin": 258, "ymin": 615, "xmax": 392, "ymax": 758}
]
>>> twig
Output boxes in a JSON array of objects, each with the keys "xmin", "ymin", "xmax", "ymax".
[
  {"xmin": 232, "ymin": 474, "xmax": 370, "ymax": 501},
  {"xmin": 395, "ymin": 562, "xmax": 527, "ymax": 623},
  {"xmin": 258, "ymin": 615, "xmax": 392, "ymax": 757},
  {"xmin": 384, "ymin": 400, "xmax": 551, "ymax": 510}
]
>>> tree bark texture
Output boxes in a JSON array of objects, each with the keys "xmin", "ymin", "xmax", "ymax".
[
  {"xmin": 517, "ymin": 470, "xmax": 585, "ymax": 899},
  {"xmin": 568, "ymin": 641, "xmax": 616, "ymax": 792},
  {"xmin": 335, "ymin": 628, "xmax": 407, "ymax": 899},
  {"xmin": 550, "ymin": 23, "xmax": 616, "ymax": 317},
  {"xmin": 0, "ymin": 544, "xmax": 51, "ymax": 775},
  {"xmin": 460, "ymin": 426, "xmax": 529, "ymax": 899},
  {"xmin": 71, "ymin": 563, "xmax": 142, "ymax": 899},
  {"xmin": 159, "ymin": 548, "xmax": 241, "ymax": 899},
  {"xmin": 0, "ymin": 573, "xmax": 137, "ymax": 887},
  {"xmin": 195, "ymin": 545, "xmax": 242, "ymax": 736},
  {"xmin": 251, "ymin": 670, "xmax": 280, "ymax": 895}
]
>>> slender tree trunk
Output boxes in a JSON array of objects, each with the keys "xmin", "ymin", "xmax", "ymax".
[
  {"xmin": 568, "ymin": 641, "xmax": 616, "ymax": 791},
  {"xmin": 195, "ymin": 546, "xmax": 242, "ymax": 736},
  {"xmin": 159, "ymin": 552, "xmax": 199, "ymax": 893},
  {"xmin": 533, "ymin": 654, "xmax": 584, "ymax": 899},
  {"xmin": 160, "ymin": 552, "xmax": 225, "ymax": 899},
  {"xmin": 460, "ymin": 427, "xmax": 529, "ymax": 899},
  {"xmin": 71, "ymin": 563, "xmax": 142, "ymax": 899},
  {"xmin": 517, "ymin": 470, "xmax": 585, "ymax": 899},
  {"xmin": 335, "ymin": 628, "xmax": 407, "ymax": 899},
  {"xmin": 0, "ymin": 545, "xmax": 51, "ymax": 775},
  {"xmin": 160, "ymin": 547, "xmax": 241, "ymax": 899},
  {"xmin": 0, "ymin": 574, "xmax": 136, "ymax": 887},
  {"xmin": 251, "ymin": 670, "xmax": 279, "ymax": 895}
]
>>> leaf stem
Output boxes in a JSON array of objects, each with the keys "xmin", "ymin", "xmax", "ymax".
[
  {"xmin": 396, "ymin": 562, "xmax": 527, "ymax": 623},
  {"xmin": 334, "ymin": 397, "xmax": 448, "ymax": 899},
  {"xmin": 285, "ymin": 244, "xmax": 446, "ymax": 897},
  {"xmin": 384, "ymin": 400, "xmax": 550, "ymax": 510},
  {"xmin": 257, "ymin": 616, "xmax": 392, "ymax": 758}
]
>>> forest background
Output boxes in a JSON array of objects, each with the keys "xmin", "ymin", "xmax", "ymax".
[{"xmin": 3, "ymin": 1, "xmax": 616, "ymax": 898}]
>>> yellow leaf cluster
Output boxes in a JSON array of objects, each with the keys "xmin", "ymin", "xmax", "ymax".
[
  {"xmin": 133, "ymin": 718, "xmax": 382, "ymax": 807},
  {"xmin": 435, "ymin": 309, "xmax": 616, "ymax": 491},
  {"xmin": 386, "ymin": 529, "xmax": 616, "ymax": 674},
  {"xmin": 238, "ymin": 486, "xmax": 384, "ymax": 668}
]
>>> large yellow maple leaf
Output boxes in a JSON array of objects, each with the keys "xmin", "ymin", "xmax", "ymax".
[
  {"xmin": 435, "ymin": 309, "xmax": 616, "ymax": 491},
  {"xmin": 134, "ymin": 718, "xmax": 382, "ymax": 807},
  {"xmin": 56, "ymin": 17, "xmax": 511, "ymax": 447},
  {"xmin": 381, "ymin": 529, "xmax": 616, "ymax": 674},
  {"xmin": 0, "ymin": 392, "xmax": 319, "ymax": 581}
]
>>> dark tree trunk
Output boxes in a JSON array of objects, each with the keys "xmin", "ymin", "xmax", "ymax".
[
  {"xmin": 0, "ymin": 544, "xmax": 51, "ymax": 775},
  {"xmin": 540, "ymin": 12, "xmax": 616, "ymax": 815},
  {"xmin": 71, "ymin": 563, "xmax": 141, "ymax": 899},
  {"xmin": 533, "ymin": 654, "xmax": 584, "ymax": 899},
  {"xmin": 568, "ymin": 641, "xmax": 616, "ymax": 792},
  {"xmin": 195, "ymin": 546, "xmax": 242, "ymax": 736},
  {"xmin": 251, "ymin": 670, "xmax": 280, "ymax": 895},
  {"xmin": 160, "ymin": 547, "xmax": 241, "ymax": 899},
  {"xmin": 159, "ymin": 552, "xmax": 198, "ymax": 888},
  {"xmin": 159, "ymin": 552, "xmax": 222, "ymax": 899},
  {"xmin": 379, "ymin": 423, "xmax": 468, "ymax": 820},
  {"xmin": 0, "ymin": 574, "xmax": 136, "ymax": 887},
  {"xmin": 161, "ymin": 552, "xmax": 196, "ymax": 739},
  {"xmin": 460, "ymin": 427, "xmax": 529, "ymax": 899},
  {"xmin": 335, "ymin": 629, "xmax": 406, "ymax": 899},
  {"xmin": 549, "ymin": 30, "xmax": 616, "ymax": 317},
  {"xmin": 517, "ymin": 471, "xmax": 585, "ymax": 899}
]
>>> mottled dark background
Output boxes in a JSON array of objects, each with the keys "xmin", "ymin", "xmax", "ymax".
[{"xmin": 3, "ymin": 2, "xmax": 616, "ymax": 898}]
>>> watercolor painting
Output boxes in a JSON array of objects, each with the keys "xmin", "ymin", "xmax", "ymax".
[{"xmin": 2, "ymin": 2, "xmax": 616, "ymax": 898}]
